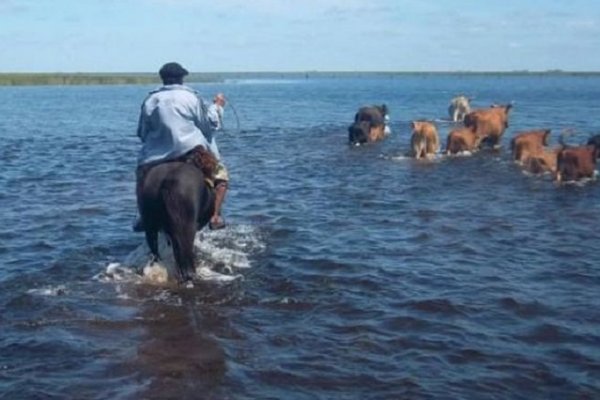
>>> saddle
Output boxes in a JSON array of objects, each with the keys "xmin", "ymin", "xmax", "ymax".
[{"xmin": 179, "ymin": 145, "xmax": 218, "ymax": 189}]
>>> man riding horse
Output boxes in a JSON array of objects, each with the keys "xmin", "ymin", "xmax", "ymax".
[
  {"xmin": 135, "ymin": 61, "xmax": 229, "ymax": 231},
  {"xmin": 133, "ymin": 62, "xmax": 229, "ymax": 283}
]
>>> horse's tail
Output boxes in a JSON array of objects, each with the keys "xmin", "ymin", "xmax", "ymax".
[{"xmin": 161, "ymin": 174, "xmax": 197, "ymax": 283}]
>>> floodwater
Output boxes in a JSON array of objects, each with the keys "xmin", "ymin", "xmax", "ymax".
[{"xmin": 1, "ymin": 74, "xmax": 600, "ymax": 399}]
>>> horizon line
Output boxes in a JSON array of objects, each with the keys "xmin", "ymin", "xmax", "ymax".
[{"xmin": 1, "ymin": 69, "xmax": 600, "ymax": 75}]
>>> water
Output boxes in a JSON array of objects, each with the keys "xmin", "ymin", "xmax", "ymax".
[{"xmin": 1, "ymin": 75, "xmax": 600, "ymax": 399}]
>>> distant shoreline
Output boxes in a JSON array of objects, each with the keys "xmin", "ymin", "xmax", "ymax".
[{"xmin": 1, "ymin": 70, "xmax": 600, "ymax": 86}]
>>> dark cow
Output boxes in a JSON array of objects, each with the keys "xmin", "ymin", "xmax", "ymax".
[
  {"xmin": 555, "ymin": 134, "xmax": 600, "ymax": 182},
  {"xmin": 138, "ymin": 147, "xmax": 216, "ymax": 283},
  {"xmin": 348, "ymin": 104, "xmax": 389, "ymax": 145},
  {"xmin": 464, "ymin": 103, "xmax": 513, "ymax": 148}
]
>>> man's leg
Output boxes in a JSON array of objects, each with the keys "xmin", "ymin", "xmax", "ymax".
[{"xmin": 209, "ymin": 163, "xmax": 229, "ymax": 230}]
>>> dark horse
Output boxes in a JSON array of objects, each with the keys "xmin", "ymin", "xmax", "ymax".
[{"xmin": 138, "ymin": 147, "xmax": 216, "ymax": 283}]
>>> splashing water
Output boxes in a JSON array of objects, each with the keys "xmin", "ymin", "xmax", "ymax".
[{"xmin": 97, "ymin": 224, "xmax": 264, "ymax": 285}]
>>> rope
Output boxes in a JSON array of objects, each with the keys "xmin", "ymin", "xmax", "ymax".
[{"xmin": 224, "ymin": 95, "xmax": 241, "ymax": 133}]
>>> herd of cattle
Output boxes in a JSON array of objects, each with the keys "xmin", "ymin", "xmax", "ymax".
[{"xmin": 347, "ymin": 96, "xmax": 600, "ymax": 183}]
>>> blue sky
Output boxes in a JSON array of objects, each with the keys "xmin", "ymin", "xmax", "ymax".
[{"xmin": 1, "ymin": 0, "xmax": 599, "ymax": 72}]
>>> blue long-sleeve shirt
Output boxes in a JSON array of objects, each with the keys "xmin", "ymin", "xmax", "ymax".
[{"xmin": 136, "ymin": 84, "xmax": 220, "ymax": 166}]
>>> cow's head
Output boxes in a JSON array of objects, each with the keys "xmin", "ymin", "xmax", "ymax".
[{"xmin": 348, "ymin": 121, "xmax": 371, "ymax": 145}]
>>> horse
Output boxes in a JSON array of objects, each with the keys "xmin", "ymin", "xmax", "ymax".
[{"xmin": 137, "ymin": 146, "xmax": 216, "ymax": 284}]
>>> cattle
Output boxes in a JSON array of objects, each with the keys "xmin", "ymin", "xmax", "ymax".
[
  {"xmin": 448, "ymin": 95, "xmax": 471, "ymax": 123},
  {"xmin": 464, "ymin": 104, "xmax": 513, "ymax": 148},
  {"xmin": 445, "ymin": 126, "xmax": 483, "ymax": 155},
  {"xmin": 410, "ymin": 120, "xmax": 439, "ymax": 159},
  {"xmin": 555, "ymin": 134, "xmax": 600, "ymax": 182},
  {"xmin": 348, "ymin": 104, "xmax": 389, "ymax": 145},
  {"xmin": 523, "ymin": 148, "xmax": 561, "ymax": 174},
  {"xmin": 510, "ymin": 129, "xmax": 552, "ymax": 162},
  {"xmin": 509, "ymin": 129, "xmax": 560, "ymax": 174}
]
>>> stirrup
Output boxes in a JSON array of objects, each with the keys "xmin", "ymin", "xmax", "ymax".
[{"xmin": 209, "ymin": 218, "xmax": 226, "ymax": 230}]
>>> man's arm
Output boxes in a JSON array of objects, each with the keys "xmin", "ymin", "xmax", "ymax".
[
  {"xmin": 193, "ymin": 97, "xmax": 215, "ymax": 134},
  {"xmin": 206, "ymin": 103, "xmax": 222, "ymax": 131}
]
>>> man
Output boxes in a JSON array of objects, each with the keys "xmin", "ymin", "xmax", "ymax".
[
  {"xmin": 134, "ymin": 62, "xmax": 228, "ymax": 231},
  {"xmin": 204, "ymin": 92, "xmax": 229, "ymax": 230},
  {"xmin": 207, "ymin": 93, "xmax": 226, "ymax": 130}
]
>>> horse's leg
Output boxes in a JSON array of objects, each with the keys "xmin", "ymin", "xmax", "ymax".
[
  {"xmin": 168, "ymin": 223, "xmax": 196, "ymax": 283},
  {"xmin": 145, "ymin": 228, "xmax": 160, "ymax": 262}
]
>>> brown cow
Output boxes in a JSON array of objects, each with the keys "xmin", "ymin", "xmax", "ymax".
[
  {"xmin": 510, "ymin": 129, "xmax": 560, "ymax": 174},
  {"xmin": 410, "ymin": 121, "xmax": 439, "ymax": 159},
  {"xmin": 464, "ymin": 104, "xmax": 513, "ymax": 148},
  {"xmin": 555, "ymin": 135, "xmax": 600, "ymax": 182},
  {"xmin": 522, "ymin": 148, "xmax": 561, "ymax": 174},
  {"xmin": 510, "ymin": 129, "xmax": 551, "ymax": 162},
  {"xmin": 445, "ymin": 126, "xmax": 483, "ymax": 155}
]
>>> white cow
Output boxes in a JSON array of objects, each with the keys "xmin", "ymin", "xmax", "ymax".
[{"xmin": 448, "ymin": 95, "xmax": 471, "ymax": 123}]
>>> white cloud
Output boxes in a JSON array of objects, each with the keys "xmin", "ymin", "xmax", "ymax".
[
  {"xmin": 0, "ymin": 0, "xmax": 29, "ymax": 13},
  {"xmin": 565, "ymin": 18, "xmax": 599, "ymax": 31}
]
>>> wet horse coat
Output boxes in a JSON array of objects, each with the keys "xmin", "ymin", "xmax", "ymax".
[{"xmin": 138, "ymin": 160, "xmax": 215, "ymax": 283}]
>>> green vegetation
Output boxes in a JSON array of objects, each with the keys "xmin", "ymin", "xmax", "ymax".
[
  {"xmin": 1, "ymin": 70, "xmax": 599, "ymax": 86},
  {"xmin": 0, "ymin": 73, "xmax": 221, "ymax": 86}
]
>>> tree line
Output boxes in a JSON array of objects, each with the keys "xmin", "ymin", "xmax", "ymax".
[
  {"xmin": 1, "ymin": 71, "xmax": 598, "ymax": 86},
  {"xmin": 0, "ymin": 73, "xmax": 219, "ymax": 86}
]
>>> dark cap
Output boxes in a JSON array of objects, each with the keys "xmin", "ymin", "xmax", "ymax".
[{"xmin": 159, "ymin": 62, "xmax": 189, "ymax": 80}]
